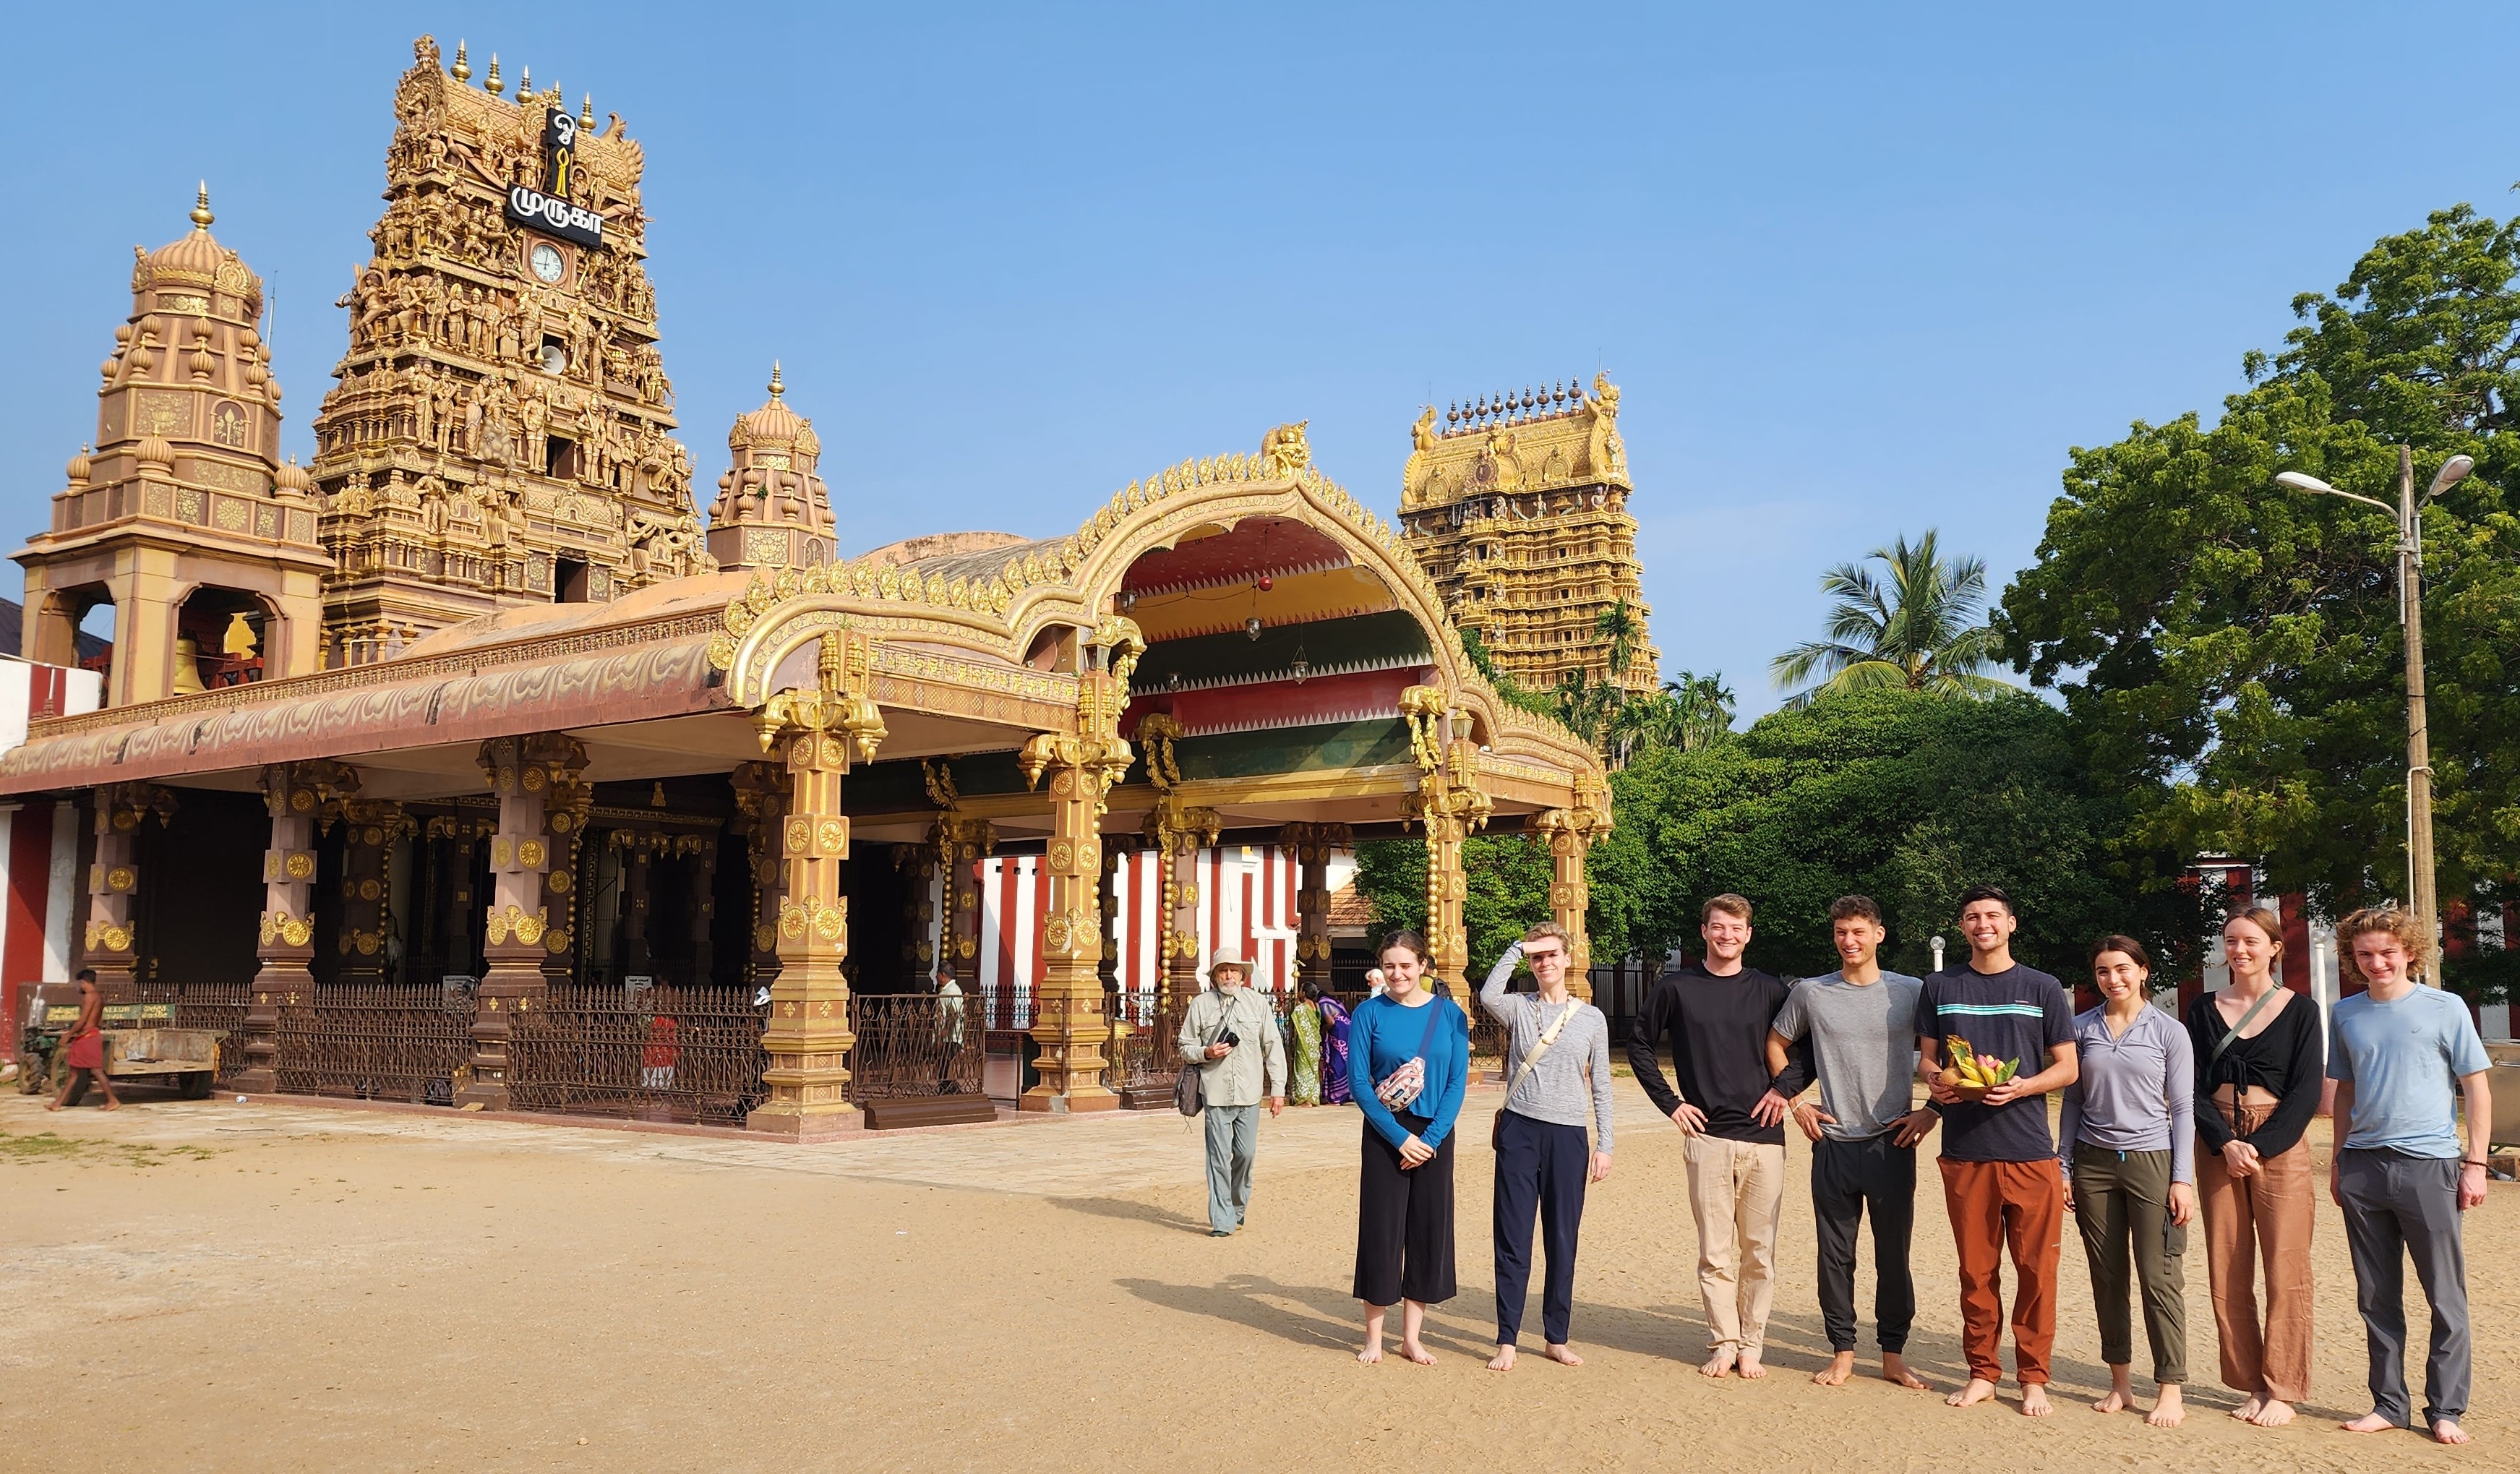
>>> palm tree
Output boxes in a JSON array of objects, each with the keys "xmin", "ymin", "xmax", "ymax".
[
  {"xmin": 1595, "ymin": 599, "xmax": 1641, "ymax": 685},
  {"xmin": 1659, "ymin": 669, "xmax": 1737, "ymax": 750},
  {"xmin": 1770, "ymin": 530, "xmax": 2007, "ymax": 706}
]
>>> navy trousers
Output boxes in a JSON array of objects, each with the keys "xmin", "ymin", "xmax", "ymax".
[{"xmin": 1492, "ymin": 1108, "xmax": 1590, "ymax": 1345}]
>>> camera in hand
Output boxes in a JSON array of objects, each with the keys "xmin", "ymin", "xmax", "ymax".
[{"xmin": 1217, "ymin": 1029, "xmax": 1240, "ymax": 1047}]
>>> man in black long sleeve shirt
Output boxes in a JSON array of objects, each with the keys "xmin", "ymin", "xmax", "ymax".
[{"xmin": 1628, "ymin": 894, "xmax": 1808, "ymax": 1378}]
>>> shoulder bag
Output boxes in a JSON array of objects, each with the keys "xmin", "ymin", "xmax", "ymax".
[
  {"xmin": 1492, "ymin": 998, "xmax": 1583, "ymax": 1149},
  {"xmin": 1174, "ymin": 993, "xmax": 1244, "ymax": 1118},
  {"xmin": 2209, "ymin": 986, "xmax": 2284, "ymax": 1069},
  {"xmin": 1372, "ymin": 995, "xmax": 1451, "ymax": 1115}
]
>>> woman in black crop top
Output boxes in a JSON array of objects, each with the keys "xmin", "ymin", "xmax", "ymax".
[{"xmin": 2182, "ymin": 908, "xmax": 2323, "ymax": 1428}]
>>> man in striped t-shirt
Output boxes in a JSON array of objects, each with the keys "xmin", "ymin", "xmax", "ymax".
[{"xmin": 1919, "ymin": 885, "xmax": 2079, "ymax": 1416}]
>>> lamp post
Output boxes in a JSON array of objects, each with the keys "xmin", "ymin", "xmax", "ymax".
[{"xmin": 2274, "ymin": 447, "xmax": 2473, "ymax": 976}]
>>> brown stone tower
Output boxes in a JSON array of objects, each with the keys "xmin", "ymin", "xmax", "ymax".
[
  {"xmin": 13, "ymin": 187, "xmax": 328, "ymax": 706},
  {"xmin": 1395, "ymin": 374, "xmax": 1658, "ymax": 696},
  {"xmin": 307, "ymin": 35, "xmax": 708, "ymax": 661},
  {"xmin": 706, "ymin": 364, "xmax": 836, "ymax": 573}
]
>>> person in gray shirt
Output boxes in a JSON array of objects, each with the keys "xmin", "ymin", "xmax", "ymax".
[
  {"xmin": 1767, "ymin": 896, "xmax": 1938, "ymax": 1392},
  {"xmin": 1478, "ymin": 922, "xmax": 1613, "ymax": 1371}
]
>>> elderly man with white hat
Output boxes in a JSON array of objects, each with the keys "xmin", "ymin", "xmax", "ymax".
[{"xmin": 1178, "ymin": 950, "xmax": 1287, "ymax": 1236}]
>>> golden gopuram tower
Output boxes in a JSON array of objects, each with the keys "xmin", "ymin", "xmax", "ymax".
[
  {"xmin": 706, "ymin": 365, "xmax": 836, "ymax": 573},
  {"xmin": 1396, "ymin": 374, "xmax": 1658, "ymax": 695},
  {"xmin": 307, "ymin": 35, "xmax": 708, "ymax": 659}
]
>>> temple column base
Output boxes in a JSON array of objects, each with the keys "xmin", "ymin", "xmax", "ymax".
[{"xmin": 456, "ymin": 942, "xmax": 547, "ymax": 1112}]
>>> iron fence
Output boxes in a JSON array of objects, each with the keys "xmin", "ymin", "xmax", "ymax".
[
  {"xmin": 511, "ymin": 982, "xmax": 767, "ymax": 1126},
  {"xmin": 277, "ymin": 981, "xmax": 473, "ymax": 1103},
  {"xmin": 847, "ymin": 994, "xmax": 985, "ymax": 1100}
]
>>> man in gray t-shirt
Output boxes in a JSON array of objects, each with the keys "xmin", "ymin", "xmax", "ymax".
[{"xmin": 1765, "ymin": 896, "xmax": 1940, "ymax": 1390}]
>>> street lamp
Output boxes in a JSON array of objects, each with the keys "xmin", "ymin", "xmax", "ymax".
[{"xmin": 2273, "ymin": 447, "xmax": 2474, "ymax": 977}]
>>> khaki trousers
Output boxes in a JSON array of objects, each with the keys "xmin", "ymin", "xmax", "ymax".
[
  {"xmin": 2198, "ymin": 1101, "xmax": 2315, "ymax": 1402},
  {"xmin": 1683, "ymin": 1134, "xmax": 1786, "ymax": 1356}
]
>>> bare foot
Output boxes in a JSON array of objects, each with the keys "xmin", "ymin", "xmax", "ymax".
[
  {"xmin": 1400, "ymin": 1340, "xmax": 1436, "ymax": 1366},
  {"xmin": 1947, "ymin": 1378, "xmax": 2000, "ymax": 1409},
  {"xmin": 101, "ymin": 1100, "xmax": 119, "ymax": 1111},
  {"xmin": 2020, "ymin": 1384, "xmax": 2052, "ymax": 1418},
  {"xmin": 1486, "ymin": 1345, "xmax": 1516, "ymax": 1372},
  {"xmin": 2340, "ymin": 1412, "xmax": 2397, "ymax": 1434},
  {"xmin": 2093, "ymin": 1389, "xmax": 2129, "ymax": 1414},
  {"xmin": 1814, "ymin": 1352, "xmax": 1856, "ymax": 1387},
  {"xmin": 1737, "ymin": 1352, "xmax": 1767, "ymax": 1381},
  {"xmin": 1880, "ymin": 1354, "xmax": 1929, "ymax": 1392},
  {"xmin": 2433, "ymin": 1418, "xmax": 2471, "ymax": 1446},
  {"xmin": 1541, "ymin": 1343, "xmax": 1582, "ymax": 1367},
  {"xmin": 1356, "ymin": 1342, "xmax": 1383, "ymax": 1365},
  {"xmin": 2146, "ymin": 1386, "xmax": 2186, "ymax": 1428},
  {"xmin": 1700, "ymin": 1349, "xmax": 1738, "ymax": 1379},
  {"xmin": 2246, "ymin": 1398, "xmax": 2294, "ymax": 1428},
  {"xmin": 44, "ymin": 1101, "xmax": 61, "ymax": 1112},
  {"xmin": 2231, "ymin": 1394, "xmax": 2266, "ymax": 1423}
]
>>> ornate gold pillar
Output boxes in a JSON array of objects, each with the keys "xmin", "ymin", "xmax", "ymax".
[
  {"xmin": 1136, "ymin": 714, "xmax": 1218, "ymax": 1012},
  {"xmin": 1016, "ymin": 617, "xmax": 1141, "ymax": 1112},
  {"xmin": 733, "ymin": 760, "xmax": 790, "ymax": 988},
  {"xmin": 458, "ymin": 733, "xmax": 588, "ymax": 1111},
  {"xmin": 1401, "ymin": 685, "xmax": 1489, "ymax": 990},
  {"xmin": 748, "ymin": 630, "xmax": 887, "ymax": 1136},
  {"xmin": 240, "ymin": 760, "xmax": 356, "ymax": 1093},
  {"xmin": 1535, "ymin": 774, "xmax": 1612, "ymax": 1001},
  {"xmin": 898, "ymin": 836, "xmax": 938, "ymax": 987},
  {"xmin": 685, "ymin": 835, "xmax": 718, "ymax": 985},
  {"xmin": 335, "ymin": 800, "xmax": 411, "ymax": 985},
  {"xmin": 1287, "ymin": 821, "xmax": 1351, "ymax": 995},
  {"xmin": 617, "ymin": 831, "xmax": 655, "ymax": 977},
  {"xmin": 82, "ymin": 782, "xmax": 177, "ymax": 1000}
]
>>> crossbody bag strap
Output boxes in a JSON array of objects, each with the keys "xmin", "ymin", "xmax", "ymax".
[
  {"xmin": 1504, "ymin": 998, "xmax": 1580, "ymax": 1097},
  {"xmin": 2209, "ymin": 987, "xmax": 2284, "ymax": 1068}
]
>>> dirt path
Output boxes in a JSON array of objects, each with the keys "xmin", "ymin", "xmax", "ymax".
[{"xmin": 2, "ymin": 1088, "xmax": 2508, "ymax": 1470}]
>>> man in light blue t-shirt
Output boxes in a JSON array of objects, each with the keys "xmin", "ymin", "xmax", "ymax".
[{"xmin": 2326, "ymin": 909, "xmax": 2495, "ymax": 1447}]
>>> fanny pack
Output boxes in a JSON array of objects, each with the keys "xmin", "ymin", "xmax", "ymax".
[{"xmin": 1373, "ymin": 996, "xmax": 1449, "ymax": 1114}]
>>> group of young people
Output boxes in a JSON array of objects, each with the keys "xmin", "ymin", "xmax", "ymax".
[{"xmin": 1183, "ymin": 884, "xmax": 2496, "ymax": 1447}]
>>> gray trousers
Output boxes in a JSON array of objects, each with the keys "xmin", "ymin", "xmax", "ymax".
[
  {"xmin": 2336, "ymin": 1148, "xmax": 2470, "ymax": 1425},
  {"xmin": 1204, "ymin": 1104, "xmax": 1259, "ymax": 1233}
]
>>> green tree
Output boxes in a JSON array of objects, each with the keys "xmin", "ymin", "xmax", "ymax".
[
  {"xmin": 1583, "ymin": 688, "xmax": 2185, "ymax": 978},
  {"xmin": 1353, "ymin": 834, "xmax": 1553, "ymax": 980},
  {"xmin": 1772, "ymin": 530, "xmax": 2008, "ymax": 706},
  {"xmin": 1595, "ymin": 599, "xmax": 1642, "ymax": 684},
  {"xmin": 1660, "ymin": 669, "xmax": 1738, "ymax": 751},
  {"xmin": 1997, "ymin": 203, "xmax": 2520, "ymax": 985}
]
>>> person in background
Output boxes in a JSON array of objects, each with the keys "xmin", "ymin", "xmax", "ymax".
[
  {"xmin": 1919, "ymin": 885, "xmax": 2078, "ymax": 1417},
  {"xmin": 47, "ymin": 968, "xmax": 119, "ymax": 1112},
  {"xmin": 2329, "ymin": 907, "xmax": 2493, "ymax": 1447},
  {"xmin": 936, "ymin": 970, "xmax": 967, "ymax": 1092},
  {"xmin": 2060, "ymin": 935, "xmax": 2194, "ymax": 1428},
  {"xmin": 1767, "ymin": 895, "xmax": 1935, "ymax": 1392},
  {"xmin": 1479, "ymin": 923, "xmax": 1615, "ymax": 1372},
  {"xmin": 2185, "ymin": 907, "xmax": 2321, "ymax": 1428},
  {"xmin": 1290, "ymin": 981, "xmax": 1327, "ymax": 1107},
  {"xmin": 1176, "ymin": 951, "xmax": 1286, "ymax": 1237},
  {"xmin": 1350, "ymin": 929, "xmax": 1470, "ymax": 1366},
  {"xmin": 1319, "ymin": 987, "xmax": 1355, "ymax": 1107},
  {"xmin": 1627, "ymin": 894, "xmax": 1807, "ymax": 1380}
]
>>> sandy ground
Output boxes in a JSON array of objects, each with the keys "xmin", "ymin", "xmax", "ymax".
[{"xmin": 1, "ymin": 1079, "xmax": 2511, "ymax": 1473}]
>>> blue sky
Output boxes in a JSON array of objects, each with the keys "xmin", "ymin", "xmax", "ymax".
[{"xmin": 6, "ymin": 2, "xmax": 2519, "ymax": 714}]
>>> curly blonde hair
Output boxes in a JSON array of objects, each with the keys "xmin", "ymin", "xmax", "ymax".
[{"xmin": 2336, "ymin": 906, "xmax": 2438, "ymax": 986}]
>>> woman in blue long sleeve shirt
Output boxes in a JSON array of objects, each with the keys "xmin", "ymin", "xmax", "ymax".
[{"xmin": 1347, "ymin": 929, "xmax": 1470, "ymax": 1364}]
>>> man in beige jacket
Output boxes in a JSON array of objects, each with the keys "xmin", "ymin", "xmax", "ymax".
[{"xmin": 1178, "ymin": 951, "xmax": 1287, "ymax": 1236}]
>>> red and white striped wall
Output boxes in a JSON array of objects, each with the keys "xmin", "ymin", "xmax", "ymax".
[
  {"xmin": 972, "ymin": 844, "xmax": 1354, "ymax": 1003},
  {"xmin": 0, "ymin": 657, "xmax": 103, "ymax": 1058}
]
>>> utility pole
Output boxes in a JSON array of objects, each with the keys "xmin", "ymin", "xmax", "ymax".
[{"xmin": 2396, "ymin": 445, "xmax": 2438, "ymax": 975}]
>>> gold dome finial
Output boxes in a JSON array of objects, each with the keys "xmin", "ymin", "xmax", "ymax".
[
  {"xmin": 580, "ymin": 93, "xmax": 595, "ymax": 128},
  {"xmin": 519, "ymin": 64, "xmax": 531, "ymax": 98},
  {"xmin": 484, "ymin": 53, "xmax": 502, "ymax": 95},
  {"xmin": 190, "ymin": 181, "xmax": 213, "ymax": 230},
  {"xmin": 452, "ymin": 39, "xmax": 471, "ymax": 82},
  {"xmin": 768, "ymin": 361, "xmax": 784, "ymax": 398}
]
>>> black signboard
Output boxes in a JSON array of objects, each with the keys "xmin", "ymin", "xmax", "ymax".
[{"xmin": 504, "ymin": 106, "xmax": 605, "ymax": 249}]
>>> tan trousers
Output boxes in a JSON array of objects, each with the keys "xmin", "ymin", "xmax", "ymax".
[
  {"xmin": 2198, "ymin": 1100, "xmax": 2315, "ymax": 1402},
  {"xmin": 1684, "ymin": 1134, "xmax": 1786, "ymax": 1356}
]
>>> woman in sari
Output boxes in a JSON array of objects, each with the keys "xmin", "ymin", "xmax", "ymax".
[
  {"xmin": 1319, "ymin": 984, "xmax": 1354, "ymax": 1105},
  {"xmin": 1289, "ymin": 982, "xmax": 1326, "ymax": 1106}
]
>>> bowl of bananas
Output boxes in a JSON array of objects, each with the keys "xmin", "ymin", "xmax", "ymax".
[{"xmin": 1937, "ymin": 1035, "xmax": 2018, "ymax": 1101}]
